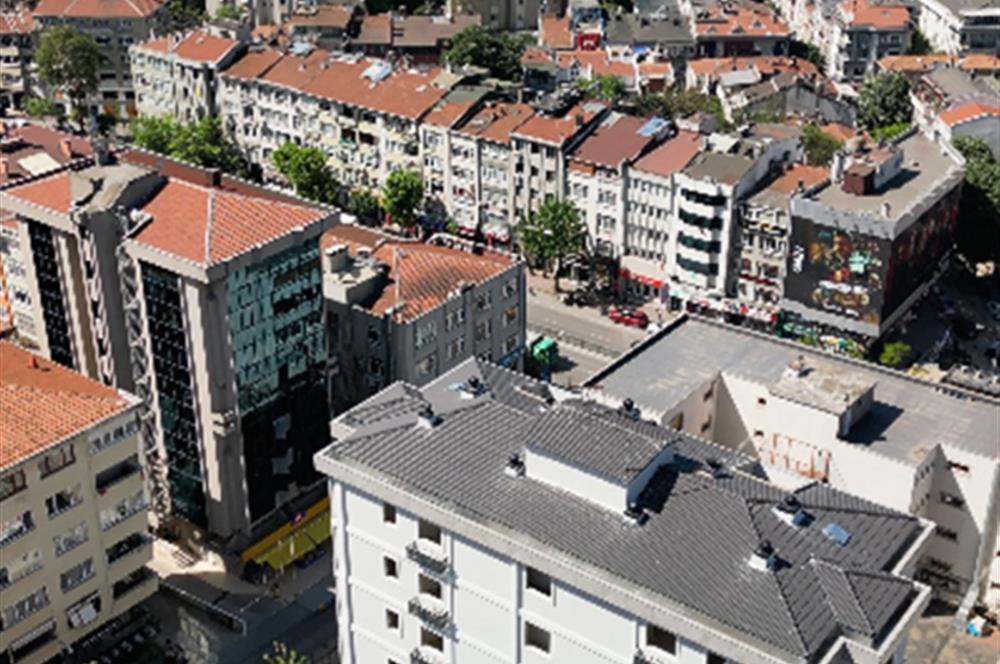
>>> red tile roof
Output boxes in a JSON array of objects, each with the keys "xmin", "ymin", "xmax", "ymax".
[
  {"xmin": 556, "ymin": 50, "xmax": 636, "ymax": 83},
  {"xmin": 767, "ymin": 164, "xmax": 829, "ymax": 194},
  {"xmin": 695, "ymin": 5, "xmax": 790, "ymax": 38},
  {"xmin": 33, "ymin": 0, "xmax": 165, "ymax": 19},
  {"xmin": 878, "ymin": 53, "xmax": 1000, "ymax": 74},
  {"xmin": 1, "ymin": 341, "xmax": 131, "ymax": 470},
  {"xmin": 458, "ymin": 102, "xmax": 535, "ymax": 145},
  {"xmin": 0, "ymin": 5, "xmax": 34, "ymax": 34},
  {"xmin": 222, "ymin": 47, "xmax": 283, "ymax": 80},
  {"xmin": 512, "ymin": 101, "xmax": 607, "ymax": 146},
  {"xmin": 570, "ymin": 114, "xmax": 658, "ymax": 170},
  {"xmin": 2, "ymin": 171, "xmax": 73, "ymax": 215},
  {"xmin": 132, "ymin": 178, "xmax": 326, "ymax": 268},
  {"xmin": 939, "ymin": 102, "xmax": 1000, "ymax": 127},
  {"xmin": 540, "ymin": 15, "xmax": 573, "ymax": 50},
  {"xmin": 0, "ymin": 123, "xmax": 93, "ymax": 187},
  {"xmin": 355, "ymin": 14, "xmax": 391, "ymax": 45},
  {"xmin": 687, "ymin": 56, "xmax": 817, "ymax": 82},
  {"xmin": 322, "ymin": 226, "xmax": 514, "ymax": 322},
  {"xmin": 287, "ymin": 4, "xmax": 352, "ymax": 29},
  {"xmin": 632, "ymin": 130, "xmax": 702, "ymax": 178},
  {"xmin": 839, "ymin": 0, "xmax": 910, "ymax": 29},
  {"xmin": 820, "ymin": 122, "xmax": 857, "ymax": 143},
  {"xmin": 135, "ymin": 29, "xmax": 241, "ymax": 64},
  {"xmin": 423, "ymin": 100, "xmax": 475, "ymax": 128}
]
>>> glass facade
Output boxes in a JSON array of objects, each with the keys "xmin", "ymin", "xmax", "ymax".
[
  {"xmin": 141, "ymin": 263, "xmax": 207, "ymax": 527},
  {"xmin": 27, "ymin": 221, "xmax": 74, "ymax": 367},
  {"xmin": 227, "ymin": 242, "xmax": 328, "ymax": 522}
]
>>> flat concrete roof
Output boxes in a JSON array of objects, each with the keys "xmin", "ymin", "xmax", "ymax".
[
  {"xmin": 587, "ymin": 317, "xmax": 1000, "ymax": 464},
  {"xmin": 682, "ymin": 151, "xmax": 755, "ymax": 185}
]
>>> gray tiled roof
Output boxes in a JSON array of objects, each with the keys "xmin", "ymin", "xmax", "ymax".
[{"xmin": 319, "ymin": 358, "xmax": 924, "ymax": 661}]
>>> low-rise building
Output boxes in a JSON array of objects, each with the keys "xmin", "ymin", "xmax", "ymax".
[
  {"xmin": 603, "ymin": 0, "xmax": 695, "ymax": 58},
  {"xmin": 936, "ymin": 102, "xmax": 1000, "ymax": 158},
  {"xmin": 910, "ymin": 65, "xmax": 1000, "ymax": 135},
  {"xmin": 917, "ymin": 0, "xmax": 1000, "ymax": 55},
  {"xmin": 131, "ymin": 28, "xmax": 245, "ymax": 123},
  {"xmin": 316, "ymin": 355, "xmax": 932, "ymax": 664},
  {"xmin": 685, "ymin": 55, "xmax": 818, "ymax": 92},
  {"xmin": 0, "ymin": 342, "xmax": 154, "ymax": 664},
  {"xmin": 322, "ymin": 225, "xmax": 525, "ymax": 414},
  {"xmin": 0, "ymin": 5, "xmax": 34, "ymax": 110},
  {"xmin": 693, "ymin": 2, "xmax": 792, "ymax": 58},
  {"xmin": 447, "ymin": 0, "xmax": 540, "ymax": 31},
  {"xmin": 31, "ymin": 0, "xmax": 169, "ymax": 119},
  {"xmin": 877, "ymin": 52, "xmax": 1000, "ymax": 79},
  {"xmin": 285, "ymin": 4, "xmax": 353, "ymax": 50},
  {"xmin": 587, "ymin": 314, "xmax": 999, "ymax": 607},
  {"xmin": 827, "ymin": 0, "xmax": 911, "ymax": 83},
  {"xmin": 785, "ymin": 129, "xmax": 964, "ymax": 345}
]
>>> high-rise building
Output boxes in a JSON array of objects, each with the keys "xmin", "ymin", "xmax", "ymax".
[
  {"xmin": 0, "ymin": 342, "xmax": 155, "ymax": 664},
  {"xmin": 316, "ymin": 357, "xmax": 932, "ymax": 664}
]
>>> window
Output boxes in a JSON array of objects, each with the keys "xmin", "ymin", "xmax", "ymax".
[
  {"xmin": 703, "ymin": 387, "xmax": 714, "ymax": 401},
  {"xmin": 941, "ymin": 492, "xmax": 964, "ymax": 509},
  {"xmin": 0, "ymin": 469, "xmax": 27, "ymax": 501},
  {"xmin": 383, "ymin": 502, "xmax": 397, "ymax": 524},
  {"xmin": 646, "ymin": 625, "xmax": 676, "ymax": 654},
  {"xmin": 447, "ymin": 337, "xmax": 466, "ymax": 360},
  {"xmin": 475, "ymin": 320, "xmax": 492, "ymax": 343},
  {"xmin": 385, "ymin": 608, "xmax": 400, "ymax": 630},
  {"xmin": 53, "ymin": 522, "xmax": 88, "ymax": 557},
  {"xmin": 0, "ymin": 510, "xmax": 34, "ymax": 546},
  {"xmin": 2, "ymin": 586, "xmax": 49, "ymax": 629},
  {"xmin": 476, "ymin": 292, "xmax": 491, "ymax": 311},
  {"xmin": 948, "ymin": 461, "xmax": 970, "ymax": 475},
  {"xmin": 38, "ymin": 443, "xmax": 76, "ymax": 478},
  {"xmin": 526, "ymin": 567, "xmax": 551, "ymax": 596},
  {"xmin": 708, "ymin": 653, "xmax": 727, "ymax": 664},
  {"xmin": 415, "ymin": 320, "xmax": 438, "ymax": 350},
  {"xmin": 936, "ymin": 526, "xmax": 958, "ymax": 542},
  {"xmin": 383, "ymin": 557, "xmax": 398, "ymax": 579},
  {"xmin": 414, "ymin": 354, "xmax": 436, "ymax": 377},
  {"xmin": 504, "ymin": 334, "xmax": 520, "ymax": 354},
  {"xmin": 524, "ymin": 622, "xmax": 551, "ymax": 653},
  {"xmin": 421, "ymin": 628, "xmax": 444, "ymax": 652},
  {"xmin": 701, "ymin": 417, "xmax": 712, "ymax": 433},
  {"xmin": 60, "ymin": 558, "xmax": 95, "ymax": 592},
  {"xmin": 46, "ymin": 484, "xmax": 83, "ymax": 518},
  {"xmin": 418, "ymin": 519, "xmax": 442, "ymax": 545},
  {"xmin": 419, "ymin": 574, "xmax": 442, "ymax": 599},
  {"xmin": 757, "ymin": 397, "xmax": 767, "ymax": 406},
  {"xmin": 669, "ymin": 413, "xmax": 684, "ymax": 431},
  {"xmin": 0, "ymin": 548, "xmax": 42, "ymax": 589}
]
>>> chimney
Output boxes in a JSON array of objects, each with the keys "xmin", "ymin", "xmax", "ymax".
[
  {"xmin": 749, "ymin": 540, "xmax": 778, "ymax": 571},
  {"xmin": 796, "ymin": 178, "xmax": 805, "ymax": 194},
  {"xmin": 60, "ymin": 138, "xmax": 73, "ymax": 159},
  {"xmin": 882, "ymin": 201, "xmax": 891, "ymax": 218},
  {"xmin": 325, "ymin": 244, "xmax": 350, "ymax": 272},
  {"xmin": 28, "ymin": 355, "xmax": 39, "ymax": 369},
  {"xmin": 416, "ymin": 405, "xmax": 440, "ymax": 429}
]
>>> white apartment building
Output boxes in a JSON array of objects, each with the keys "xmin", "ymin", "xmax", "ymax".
[
  {"xmin": 131, "ymin": 28, "xmax": 245, "ymax": 123},
  {"xmin": 316, "ymin": 357, "xmax": 933, "ymax": 664},
  {"xmin": 322, "ymin": 225, "xmax": 525, "ymax": 414},
  {"xmin": 0, "ymin": 5, "xmax": 34, "ymax": 110},
  {"xmin": 588, "ymin": 315, "xmax": 1000, "ymax": 608},
  {"xmin": 31, "ymin": 0, "xmax": 169, "ymax": 118},
  {"xmin": 0, "ymin": 342, "xmax": 155, "ymax": 664},
  {"xmin": 448, "ymin": 0, "xmax": 541, "ymax": 31},
  {"xmin": 827, "ymin": 0, "xmax": 912, "ymax": 83},
  {"xmin": 566, "ymin": 113, "xmax": 668, "ymax": 259},
  {"xmin": 918, "ymin": 0, "xmax": 1000, "ymax": 54}
]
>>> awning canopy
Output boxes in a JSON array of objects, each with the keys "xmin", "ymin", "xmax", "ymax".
[{"xmin": 241, "ymin": 497, "xmax": 332, "ymax": 572}]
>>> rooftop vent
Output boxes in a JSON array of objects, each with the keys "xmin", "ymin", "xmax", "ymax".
[
  {"xmin": 784, "ymin": 355, "xmax": 808, "ymax": 379},
  {"xmin": 505, "ymin": 453, "xmax": 525, "ymax": 478},
  {"xmin": 416, "ymin": 405, "xmax": 440, "ymax": 429},
  {"xmin": 773, "ymin": 494, "xmax": 809, "ymax": 528},
  {"xmin": 618, "ymin": 398, "xmax": 640, "ymax": 420},
  {"xmin": 460, "ymin": 376, "xmax": 486, "ymax": 399},
  {"xmin": 704, "ymin": 457, "xmax": 727, "ymax": 479},
  {"xmin": 749, "ymin": 539, "xmax": 778, "ymax": 571},
  {"xmin": 624, "ymin": 502, "xmax": 649, "ymax": 526},
  {"xmin": 822, "ymin": 522, "xmax": 852, "ymax": 546}
]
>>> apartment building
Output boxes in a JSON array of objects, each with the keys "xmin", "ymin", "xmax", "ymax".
[
  {"xmin": 218, "ymin": 47, "xmax": 454, "ymax": 191},
  {"xmin": 0, "ymin": 122, "xmax": 94, "ymax": 189},
  {"xmin": 910, "ymin": 65, "xmax": 1000, "ymax": 140},
  {"xmin": 322, "ymin": 225, "xmax": 525, "ymax": 414},
  {"xmin": 618, "ymin": 130, "xmax": 702, "ymax": 299},
  {"xmin": 32, "ymin": 0, "xmax": 169, "ymax": 119},
  {"xmin": 827, "ymin": 0, "xmax": 912, "ymax": 83},
  {"xmin": 118, "ymin": 159, "xmax": 337, "ymax": 539},
  {"xmin": 877, "ymin": 52, "xmax": 1000, "ymax": 79},
  {"xmin": 693, "ymin": 2, "xmax": 792, "ymax": 58},
  {"xmin": 736, "ymin": 164, "xmax": 828, "ymax": 312},
  {"xmin": 0, "ymin": 5, "xmax": 34, "ymax": 110},
  {"xmin": 510, "ymin": 100, "xmax": 609, "ymax": 218},
  {"xmin": 603, "ymin": 1, "xmax": 696, "ymax": 58},
  {"xmin": 316, "ymin": 356, "xmax": 932, "ymax": 664},
  {"xmin": 918, "ymin": 0, "xmax": 1000, "ymax": 54},
  {"xmin": 567, "ymin": 113, "xmax": 669, "ymax": 258},
  {"xmin": 447, "ymin": 0, "xmax": 540, "ymax": 31},
  {"xmin": 131, "ymin": 28, "xmax": 245, "ymax": 123},
  {"xmin": 935, "ymin": 102, "xmax": 1000, "ymax": 158},
  {"xmin": 587, "ymin": 314, "xmax": 1000, "ymax": 606},
  {"xmin": 785, "ymin": 129, "xmax": 965, "ymax": 344},
  {"xmin": 285, "ymin": 4, "xmax": 353, "ymax": 49},
  {"xmin": 0, "ymin": 342, "xmax": 154, "ymax": 664}
]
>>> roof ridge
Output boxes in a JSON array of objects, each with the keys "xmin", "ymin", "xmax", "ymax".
[
  {"xmin": 204, "ymin": 188, "xmax": 216, "ymax": 265},
  {"xmin": 2, "ymin": 382, "xmax": 124, "ymax": 406},
  {"xmin": 838, "ymin": 564, "xmax": 876, "ymax": 634}
]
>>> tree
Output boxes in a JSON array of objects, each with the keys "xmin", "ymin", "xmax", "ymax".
[
  {"xmin": 347, "ymin": 188, "xmax": 382, "ymax": 226},
  {"xmin": 857, "ymin": 72, "xmax": 912, "ymax": 131},
  {"xmin": 518, "ymin": 199, "xmax": 587, "ymax": 292},
  {"xmin": 879, "ymin": 341, "xmax": 912, "ymax": 368},
  {"xmin": 907, "ymin": 29, "xmax": 934, "ymax": 56},
  {"xmin": 35, "ymin": 27, "xmax": 102, "ymax": 130},
  {"xmin": 131, "ymin": 115, "xmax": 246, "ymax": 176},
  {"xmin": 579, "ymin": 75, "xmax": 629, "ymax": 103},
  {"xmin": 272, "ymin": 142, "xmax": 339, "ymax": 203},
  {"xmin": 632, "ymin": 89, "xmax": 730, "ymax": 130},
  {"xmin": 790, "ymin": 40, "xmax": 827, "ymax": 72},
  {"xmin": 442, "ymin": 26, "xmax": 527, "ymax": 81},
  {"xmin": 262, "ymin": 642, "xmax": 309, "ymax": 664},
  {"xmin": 801, "ymin": 125, "xmax": 842, "ymax": 166},
  {"xmin": 214, "ymin": 4, "xmax": 241, "ymax": 20},
  {"xmin": 953, "ymin": 137, "xmax": 1000, "ymax": 262},
  {"xmin": 382, "ymin": 170, "xmax": 424, "ymax": 229},
  {"xmin": 25, "ymin": 97, "xmax": 63, "ymax": 121}
]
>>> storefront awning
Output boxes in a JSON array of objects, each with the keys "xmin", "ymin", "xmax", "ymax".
[{"xmin": 241, "ymin": 497, "xmax": 331, "ymax": 571}]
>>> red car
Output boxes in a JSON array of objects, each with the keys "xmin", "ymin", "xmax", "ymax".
[{"xmin": 608, "ymin": 307, "xmax": 650, "ymax": 328}]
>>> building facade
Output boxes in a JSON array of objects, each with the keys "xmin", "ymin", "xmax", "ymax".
[
  {"xmin": 447, "ymin": 0, "xmax": 540, "ymax": 31},
  {"xmin": 918, "ymin": 0, "xmax": 1000, "ymax": 54},
  {"xmin": 0, "ymin": 5, "xmax": 34, "ymax": 110},
  {"xmin": 0, "ymin": 342, "xmax": 154, "ymax": 664},
  {"xmin": 827, "ymin": 0, "xmax": 911, "ymax": 83}
]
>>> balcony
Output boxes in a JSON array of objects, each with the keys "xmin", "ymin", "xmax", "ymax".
[
  {"xmin": 406, "ymin": 541, "xmax": 449, "ymax": 575},
  {"xmin": 95, "ymin": 455, "xmax": 142, "ymax": 494},
  {"xmin": 410, "ymin": 647, "xmax": 447, "ymax": 664},
  {"xmin": 408, "ymin": 596, "xmax": 450, "ymax": 630},
  {"xmin": 112, "ymin": 566, "xmax": 155, "ymax": 600},
  {"xmin": 0, "ymin": 511, "xmax": 34, "ymax": 548},
  {"xmin": 106, "ymin": 533, "xmax": 150, "ymax": 566}
]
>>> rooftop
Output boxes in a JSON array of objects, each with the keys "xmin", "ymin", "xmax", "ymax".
[
  {"xmin": 322, "ymin": 226, "xmax": 515, "ymax": 322},
  {"xmin": 0, "ymin": 122, "xmax": 93, "ymax": 188},
  {"xmin": 0, "ymin": 5, "xmax": 34, "ymax": 34},
  {"xmin": 939, "ymin": 101, "xmax": 1000, "ymax": 126},
  {"xmin": 286, "ymin": 4, "xmax": 352, "ymax": 29},
  {"xmin": 838, "ymin": 0, "xmax": 911, "ymax": 29},
  {"xmin": 555, "ymin": 49, "xmax": 636, "ymax": 83},
  {"xmin": 569, "ymin": 113, "xmax": 663, "ymax": 170},
  {"xmin": 318, "ymin": 358, "xmax": 926, "ymax": 662},
  {"xmin": 605, "ymin": 4, "xmax": 694, "ymax": 46},
  {"xmin": 922, "ymin": 66, "xmax": 997, "ymax": 104},
  {"xmin": 456, "ymin": 101, "xmax": 536, "ymax": 145},
  {"xmin": 539, "ymin": 14, "xmax": 573, "ymax": 49},
  {"xmin": 808, "ymin": 131, "xmax": 962, "ymax": 218},
  {"xmin": 749, "ymin": 163, "xmax": 829, "ymax": 209},
  {"xmin": 511, "ymin": 101, "xmax": 608, "ymax": 146},
  {"xmin": 879, "ymin": 53, "xmax": 1000, "ymax": 74},
  {"xmin": 694, "ymin": 3, "xmax": 791, "ymax": 38},
  {"xmin": 586, "ymin": 316, "xmax": 1000, "ymax": 462},
  {"xmin": 391, "ymin": 14, "xmax": 481, "ymax": 48},
  {"xmin": 1, "ymin": 341, "xmax": 133, "ymax": 470},
  {"xmin": 135, "ymin": 29, "xmax": 242, "ymax": 64},
  {"xmin": 681, "ymin": 150, "xmax": 755, "ymax": 185},
  {"xmin": 33, "ymin": 0, "xmax": 164, "ymax": 18},
  {"xmin": 354, "ymin": 14, "xmax": 392, "ymax": 45},
  {"xmin": 688, "ymin": 56, "xmax": 818, "ymax": 82},
  {"xmin": 132, "ymin": 177, "xmax": 327, "ymax": 269},
  {"xmin": 631, "ymin": 129, "xmax": 702, "ymax": 178}
]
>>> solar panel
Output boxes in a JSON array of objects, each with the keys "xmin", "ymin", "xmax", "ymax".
[{"xmin": 822, "ymin": 522, "xmax": 852, "ymax": 546}]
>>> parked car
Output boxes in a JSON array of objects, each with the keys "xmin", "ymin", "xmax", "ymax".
[
  {"xmin": 562, "ymin": 289, "xmax": 598, "ymax": 307},
  {"xmin": 608, "ymin": 306, "xmax": 649, "ymax": 328}
]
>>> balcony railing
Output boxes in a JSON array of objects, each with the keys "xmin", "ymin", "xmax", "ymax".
[
  {"xmin": 95, "ymin": 456, "xmax": 142, "ymax": 494},
  {"xmin": 112, "ymin": 566, "xmax": 155, "ymax": 600},
  {"xmin": 410, "ymin": 647, "xmax": 446, "ymax": 664},
  {"xmin": 406, "ymin": 541, "xmax": 448, "ymax": 574},
  {"xmin": 107, "ymin": 533, "xmax": 150, "ymax": 566},
  {"xmin": 408, "ymin": 596, "xmax": 450, "ymax": 630}
]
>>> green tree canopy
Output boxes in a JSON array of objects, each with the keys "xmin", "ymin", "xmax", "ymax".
[
  {"xmin": 262, "ymin": 642, "xmax": 310, "ymax": 664},
  {"xmin": 131, "ymin": 115, "xmax": 245, "ymax": 176},
  {"xmin": 801, "ymin": 125, "xmax": 842, "ymax": 166},
  {"xmin": 790, "ymin": 40, "xmax": 827, "ymax": 72},
  {"xmin": 167, "ymin": 0, "xmax": 205, "ymax": 31},
  {"xmin": 579, "ymin": 75, "xmax": 629, "ymax": 103},
  {"xmin": 347, "ymin": 188, "xmax": 382, "ymax": 226},
  {"xmin": 878, "ymin": 341, "xmax": 912, "ymax": 368},
  {"xmin": 632, "ymin": 89, "xmax": 729, "ymax": 129},
  {"xmin": 857, "ymin": 72, "xmax": 912, "ymax": 131},
  {"xmin": 953, "ymin": 137, "xmax": 1000, "ymax": 262},
  {"xmin": 214, "ymin": 4, "xmax": 241, "ymax": 20},
  {"xmin": 272, "ymin": 142, "xmax": 339, "ymax": 203},
  {"xmin": 907, "ymin": 29, "xmax": 934, "ymax": 56},
  {"xmin": 518, "ymin": 199, "xmax": 587, "ymax": 292},
  {"xmin": 442, "ymin": 26, "xmax": 527, "ymax": 81},
  {"xmin": 25, "ymin": 97, "xmax": 63, "ymax": 121},
  {"xmin": 382, "ymin": 170, "xmax": 424, "ymax": 228},
  {"xmin": 35, "ymin": 26, "xmax": 102, "ymax": 128}
]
